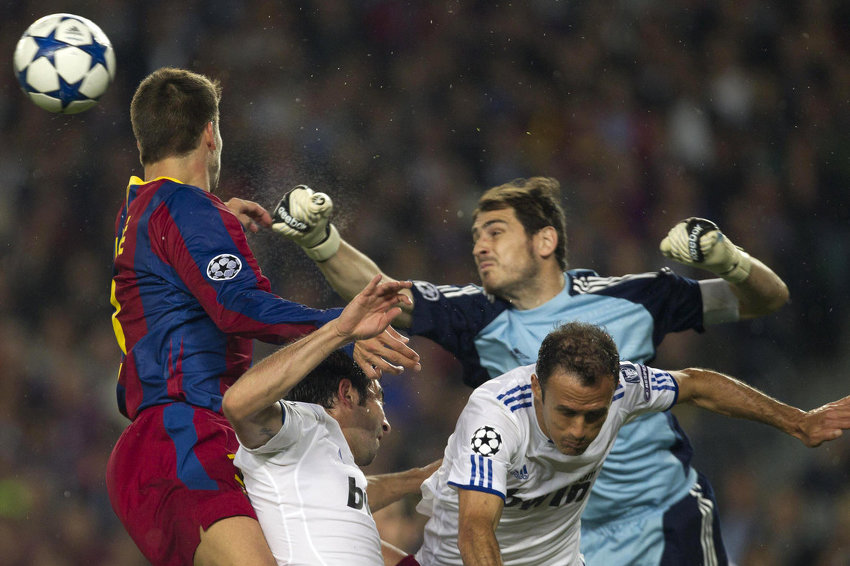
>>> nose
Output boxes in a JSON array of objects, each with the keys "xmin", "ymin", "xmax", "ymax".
[
  {"xmin": 382, "ymin": 418, "xmax": 391, "ymax": 435},
  {"xmin": 473, "ymin": 238, "xmax": 489, "ymax": 258},
  {"xmin": 565, "ymin": 417, "xmax": 588, "ymax": 440}
]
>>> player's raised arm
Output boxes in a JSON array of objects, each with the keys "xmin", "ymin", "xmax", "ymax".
[
  {"xmin": 672, "ymin": 368, "xmax": 850, "ymax": 447},
  {"xmin": 271, "ymin": 185, "xmax": 415, "ymax": 328},
  {"xmin": 660, "ymin": 217, "xmax": 789, "ymax": 321},
  {"xmin": 457, "ymin": 488, "xmax": 505, "ymax": 566},
  {"xmin": 222, "ymin": 276, "xmax": 413, "ymax": 448}
]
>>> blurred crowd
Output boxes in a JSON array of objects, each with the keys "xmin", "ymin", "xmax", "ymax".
[{"xmin": 1, "ymin": 1, "xmax": 849, "ymax": 564}]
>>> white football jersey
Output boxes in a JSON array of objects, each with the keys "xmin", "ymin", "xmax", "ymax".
[
  {"xmin": 415, "ymin": 362, "xmax": 678, "ymax": 566},
  {"xmin": 234, "ymin": 401, "xmax": 382, "ymax": 566}
]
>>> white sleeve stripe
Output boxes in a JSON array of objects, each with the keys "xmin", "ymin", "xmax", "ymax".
[
  {"xmin": 439, "ymin": 285, "xmax": 484, "ymax": 298},
  {"xmin": 571, "ymin": 272, "xmax": 658, "ymax": 294}
]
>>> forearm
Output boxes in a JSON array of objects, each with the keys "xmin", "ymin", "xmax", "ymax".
[
  {"xmin": 222, "ymin": 323, "xmax": 348, "ymax": 442},
  {"xmin": 367, "ymin": 459, "xmax": 440, "ymax": 512},
  {"xmin": 678, "ymin": 368, "xmax": 805, "ymax": 438},
  {"xmin": 729, "ymin": 257, "xmax": 789, "ymax": 318},
  {"xmin": 317, "ymin": 240, "xmax": 413, "ymax": 327},
  {"xmin": 458, "ymin": 524, "xmax": 502, "ymax": 566}
]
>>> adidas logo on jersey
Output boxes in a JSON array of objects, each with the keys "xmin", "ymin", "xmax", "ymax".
[{"xmin": 511, "ymin": 465, "xmax": 529, "ymax": 480}]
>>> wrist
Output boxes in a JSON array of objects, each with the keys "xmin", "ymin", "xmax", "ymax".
[
  {"xmin": 718, "ymin": 250, "xmax": 752, "ymax": 283},
  {"xmin": 303, "ymin": 223, "xmax": 341, "ymax": 262}
]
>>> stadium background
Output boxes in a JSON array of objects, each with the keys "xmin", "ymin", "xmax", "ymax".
[{"xmin": 1, "ymin": 1, "xmax": 849, "ymax": 564}]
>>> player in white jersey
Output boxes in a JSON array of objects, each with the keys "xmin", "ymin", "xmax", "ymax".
[
  {"xmin": 415, "ymin": 322, "xmax": 850, "ymax": 566},
  {"xmin": 271, "ymin": 177, "xmax": 790, "ymax": 564},
  {"xmin": 222, "ymin": 276, "xmax": 434, "ymax": 566}
]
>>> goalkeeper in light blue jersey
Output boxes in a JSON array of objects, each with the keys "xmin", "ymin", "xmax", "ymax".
[{"xmin": 273, "ymin": 177, "xmax": 789, "ymax": 565}]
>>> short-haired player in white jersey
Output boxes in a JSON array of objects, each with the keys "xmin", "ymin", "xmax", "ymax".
[
  {"xmin": 222, "ymin": 276, "xmax": 436, "ymax": 566},
  {"xmin": 413, "ymin": 321, "xmax": 850, "ymax": 566}
]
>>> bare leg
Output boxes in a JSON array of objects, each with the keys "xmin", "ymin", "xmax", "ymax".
[{"xmin": 194, "ymin": 516, "xmax": 276, "ymax": 566}]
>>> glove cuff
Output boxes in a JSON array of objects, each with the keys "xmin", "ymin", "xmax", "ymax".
[
  {"xmin": 719, "ymin": 249, "xmax": 752, "ymax": 283},
  {"xmin": 303, "ymin": 224, "xmax": 341, "ymax": 262}
]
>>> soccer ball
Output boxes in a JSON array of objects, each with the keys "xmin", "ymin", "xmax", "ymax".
[
  {"xmin": 471, "ymin": 426, "xmax": 503, "ymax": 457},
  {"xmin": 13, "ymin": 13, "xmax": 116, "ymax": 114}
]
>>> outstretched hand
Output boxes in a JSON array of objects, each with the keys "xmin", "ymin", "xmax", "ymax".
[
  {"xmin": 797, "ymin": 395, "xmax": 850, "ymax": 447},
  {"xmin": 336, "ymin": 275, "xmax": 421, "ymax": 378},
  {"xmin": 354, "ymin": 326, "xmax": 421, "ymax": 378},
  {"xmin": 225, "ymin": 198, "xmax": 273, "ymax": 233}
]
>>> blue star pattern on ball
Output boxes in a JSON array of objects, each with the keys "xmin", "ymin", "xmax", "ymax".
[
  {"xmin": 54, "ymin": 74, "xmax": 86, "ymax": 109},
  {"xmin": 77, "ymin": 37, "xmax": 110, "ymax": 72},
  {"xmin": 29, "ymin": 32, "xmax": 63, "ymax": 67}
]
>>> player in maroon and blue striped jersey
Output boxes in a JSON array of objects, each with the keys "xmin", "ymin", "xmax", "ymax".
[{"xmin": 106, "ymin": 67, "xmax": 420, "ymax": 566}]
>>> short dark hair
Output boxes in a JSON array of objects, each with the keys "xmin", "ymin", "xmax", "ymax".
[
  {"xmin": 474, "ymin": 177, "xmax": 568, "ymax": 270},
  {"xmin": 286, "ymin": 350, "xmax": 370, "ymax": 409},
  {"xmin": 535, "ymin": 322, "xmax": 620, "ymax": 393},
  {"xmin": 130, "ymin": 67, "xmax": 222, "ymax": 165}
]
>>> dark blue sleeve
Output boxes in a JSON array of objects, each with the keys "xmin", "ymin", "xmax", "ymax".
[
  {"xmin": 155, "ymin": 185, "xmax": 340, "ymax": 343},
  {"xmin": 409, "ymin": 280, "xmax": 508, "ymax": 387}
]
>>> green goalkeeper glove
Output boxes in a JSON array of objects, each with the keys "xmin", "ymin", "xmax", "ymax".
[
  {"xmin": 659, "ymin": 217, "xmax": 752, "ymax": 283},
  {"xmin": 271, "ymin": 185, "xmax": 340, "ymax": 262}
]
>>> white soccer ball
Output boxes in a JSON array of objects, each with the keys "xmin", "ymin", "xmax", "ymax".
[{"xmin": 13, "ymin": 13, "xmax": 116, "ymax": 114}]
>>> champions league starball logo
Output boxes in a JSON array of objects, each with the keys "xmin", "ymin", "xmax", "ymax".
[
  {"xmin": 471, "ymin": 425, "xmax": 503, "ymax": 457},
  {"xmin": 207, "ymin": 254, "xmax": 242, "ymax": 281}
]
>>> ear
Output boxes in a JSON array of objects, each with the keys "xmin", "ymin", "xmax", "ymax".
[
  {"xmin": 136, "ymin": 141, "xmax": 144, "ymax": 166},
  {"xmin": 534, "ymin": 226, "xmax": 558, "ymax": 260},
  {"xmin": 203, "ymin": 121, "xmax": 216, "ymax": 150},
  {"xmin": 336, "ymin": 378, "xmax": 358, "ymax": 409},
  {"xmin": 531, "ymin": 373, "xmax": 543, "ymax": 402}
]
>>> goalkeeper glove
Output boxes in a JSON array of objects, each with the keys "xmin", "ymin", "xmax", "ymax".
[
  {"xmin": 271, "ymin": 185, "xmax": 340, "ymax": 262},
  {"xmin": 659, "ymin": 217, "xmax": 752, "ymax": 283}
]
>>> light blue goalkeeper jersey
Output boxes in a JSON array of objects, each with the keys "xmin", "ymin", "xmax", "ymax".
[{"xmin": 409, "ymin": 268, "xmax": 703, "ymax": 528}]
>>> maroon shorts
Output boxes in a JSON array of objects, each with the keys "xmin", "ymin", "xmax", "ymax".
[{"xmin": 106, "ymin": 402, "xmax": 256, "ymax": 566}]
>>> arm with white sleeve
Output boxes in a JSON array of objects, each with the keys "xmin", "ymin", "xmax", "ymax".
[
  {"xmin": 660, "ymin": 217, "xmax": 789, "ymax": 323},
  {"xmin": 271, "ymin": 185, "xmax": 415, "ymax": 328},
  {"xmin": 222, "ymin": 276, "xmax": 412, "ymax": 449}
]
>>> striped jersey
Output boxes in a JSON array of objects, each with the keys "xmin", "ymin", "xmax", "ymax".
[
  {"xmin": 235, "ymin": 402, "xmax": 382, "ymax": 566},
  {"xmin": 409, "ymin": 269, "xmax": 703, "ymax": 527},
  {"xmin": 415, "ymin": 362, "xmax": 679, "ymax": 566},
  {"xmin": 110, "ymin": 177, "xmax": 340, "ymax": 420}
]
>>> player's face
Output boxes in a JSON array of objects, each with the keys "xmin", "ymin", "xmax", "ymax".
[
  {"xmin": 531, "ymin": 370, "xmax": 615, "ymax": 456},
  {"xmin": 471, "ymin": 208, "xmax": 541, "ymax": 298},
  {"xmin": 347, "ymin": 381, "xmax": 391, "ymax": 467}
]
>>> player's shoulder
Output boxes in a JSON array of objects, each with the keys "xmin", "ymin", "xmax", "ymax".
[
  {"xmin": 567, "ymin": 267, "xmax": 685, "ymax": 295},
  {"xmin": 282, "ymin": 400, "xmax": 326, "ymax": 420},
  {"xmin": 410, "ymin": 280, "xmax": 497, "ymax": 302},
  {"xmin": 471, "ymin": 364, "xmax": 535, "ymax": 411}
]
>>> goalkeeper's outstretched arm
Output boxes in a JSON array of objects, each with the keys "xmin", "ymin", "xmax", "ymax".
[
  {"xmin": 315, "ymin": 240, "xmax": 415, "ymax": 328},
  {"xmin": 272, "ymin": 185, "xmax": 414, "ymax": 328},
  {"xmin": 660, "ymin": 217, "xmax": 789, "ymax": 321}
]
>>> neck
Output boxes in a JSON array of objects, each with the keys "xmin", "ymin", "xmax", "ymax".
[
  {"xmin": 505, "ymin": 270, "xmax": 565, "ymax": 310},
  {"xmin": 144, "ymin": 153, "xmax": 210, "ymax": 192}
]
